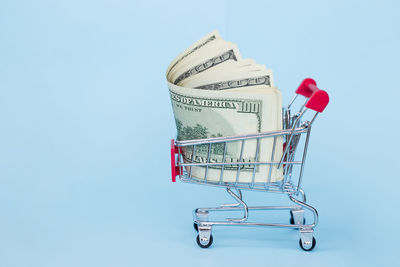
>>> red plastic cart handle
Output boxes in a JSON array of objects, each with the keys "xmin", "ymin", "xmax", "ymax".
[
  {"xmin": 296, "ymin": 78, "xmax": 329, "ymax": 113},
  {"xmin": 170, "ymin": 139, "xmax": 181, "ymax": 182}
]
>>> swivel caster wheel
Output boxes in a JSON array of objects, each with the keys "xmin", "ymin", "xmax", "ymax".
[
  {"xmin": 299, "ymin": 237, "xmax": 316, "ymax": 251},
  {"xmin": 196, "ymin": 234, "xmax": 213, "ymax": 248}
]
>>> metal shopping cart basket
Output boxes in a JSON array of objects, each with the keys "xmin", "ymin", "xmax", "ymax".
[{"xmin": 170, "ymin": 78, "xmax": 329, "ymax": 251}]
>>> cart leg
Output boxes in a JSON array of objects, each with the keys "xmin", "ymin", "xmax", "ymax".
[{"xmin": 225, "ymin": 188, "xmax": 248, "ymax": 222}]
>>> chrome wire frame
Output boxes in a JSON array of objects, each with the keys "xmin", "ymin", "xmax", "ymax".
[{"xmin": 173, "ymin": 94, "xmax": 320, "ymax": 249}]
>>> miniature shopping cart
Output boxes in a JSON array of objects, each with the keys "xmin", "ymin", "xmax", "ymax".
[{"xmin": 170, "ymin": 78, "xmax": 329, "ymax": 251}]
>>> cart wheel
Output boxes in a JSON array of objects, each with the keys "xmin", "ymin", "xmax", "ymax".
[
  {"xmin": 196, "ymin": 234, "xmax": 213, "ymax": 248},
  {"xmin": 290, "ymin": 211, "xmax": 306, "ymax": 225},
  {"xmin": 193, "ymin": 222, "xmax": 198, "ymax": 232},
  {"xmin": 299, "ymin": 237, "xmax": 316, "ymax": 251}
]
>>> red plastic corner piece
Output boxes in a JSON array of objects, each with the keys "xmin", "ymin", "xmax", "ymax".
[
  {"xmin": 170, "ymin": 139, "xmax": 181, "ymax": 182},
  {"xmin": 305, "ymin": 90, "xmax": 330, "ymax": 113},
  {"xmin": 296, "ymin": 78, "xmax": 317, "ymax": 97}
]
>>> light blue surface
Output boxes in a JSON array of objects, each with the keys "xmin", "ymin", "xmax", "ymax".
[{"xmin": 0, "ymin": 0, "xmax": 399, "ymax": 266}]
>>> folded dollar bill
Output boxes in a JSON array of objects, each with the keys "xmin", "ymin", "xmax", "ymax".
[{"xmin": 167, "ymin": 31, "xmax": 283, "ymax": 183}]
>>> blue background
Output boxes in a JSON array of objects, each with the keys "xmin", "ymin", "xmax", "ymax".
[{"xmin": 0, "ymin": 0, "xmax": 399, "ymax": 266}]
